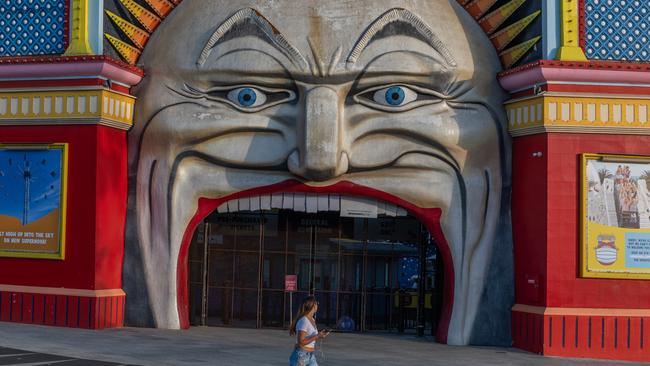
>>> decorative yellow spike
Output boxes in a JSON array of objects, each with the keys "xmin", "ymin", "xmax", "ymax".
[
  {"xmin": 499, "ymin": 36, "xmax": 541, "ymax": 69},
  {"xmin": 105, "ymin": 33, "xmax": 142, "ymax": 65},
  {"xmin": 557, "ymin": 0, "xmax": 588, "ymax": 61},
  {"xmin": 65, "ymin": 0, "xmax": 94, "ymax": 55},
  {"xmin": 143, "ymin": 0, "xmax": 175, "ymax": 18},
  {"xmin": 479, "ymin": 0, "xmax": 526, "ymax": 35},
  {"xmin": 118, "ymin": 0, "xmax": 161, "ymax": 33},
  {"xmin": 490, "ymin": 11, "xmax": 541, "ymax": 51},
  {"xmin": 464, "ymin": 0, "xmax": 498, "ymax": 20},
  {"xmin": 105, "ymin": 10, "xmax": 150, "ymax": 50}
]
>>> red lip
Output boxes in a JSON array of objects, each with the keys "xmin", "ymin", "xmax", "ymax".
[{"xmin": 175, "ymin": 179, "xmax": 455, "ymax": 343}]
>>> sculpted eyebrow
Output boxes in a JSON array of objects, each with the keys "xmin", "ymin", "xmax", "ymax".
[
  {"xmin": 197, "ymin": 7, "xmax": 308, "ymax": 71},
  {"xmin": 346, "ymin": 8, "xmax": 457, "ymax": 68}
]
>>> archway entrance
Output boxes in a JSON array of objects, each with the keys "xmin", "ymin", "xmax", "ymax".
[{"xmin": 187, "ymin": 205, "xmax": 444, "ymax": 336}]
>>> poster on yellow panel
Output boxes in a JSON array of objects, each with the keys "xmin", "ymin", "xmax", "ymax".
[
  {"xmin": 0, "ymin": 145, "xmax": 67, "ymax": 259},
  {"xmin": 582, "ymin": 154, "xmax": 650, "ymax": 278}
]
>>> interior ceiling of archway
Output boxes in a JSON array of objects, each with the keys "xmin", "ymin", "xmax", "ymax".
[{"xmin": 103, "ymin": 0, "xmax": 542, "ymax": 70}]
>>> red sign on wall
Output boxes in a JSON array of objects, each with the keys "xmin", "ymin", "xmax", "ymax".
[{"xmin": 285, "ymin": 275, "xmax": 297, "ymax": 292}]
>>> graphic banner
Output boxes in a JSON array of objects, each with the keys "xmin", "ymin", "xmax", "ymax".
[
  {"xmin": 582, "ymin": 154, "xmax": 650, "ymax": 279},
  {"xmin": 0, "ymin": 144, "xmax": 67, "ymax": 259}
]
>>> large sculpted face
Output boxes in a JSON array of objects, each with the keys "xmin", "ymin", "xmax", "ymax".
[{"xmin": 127, "ymin": 0, "xmax": 509, "ymax": 345}]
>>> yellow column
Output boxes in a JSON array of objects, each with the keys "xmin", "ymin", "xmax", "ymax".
[
  {"xmin": 556, "ymin": 0, "xmax": 587, "ymax": 61},
  {"xmin": 64, "ymin": 0, "xmax": 94, "ymax": 56}
]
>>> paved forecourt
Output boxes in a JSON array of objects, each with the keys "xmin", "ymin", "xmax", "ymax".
[
  {"xmin": 0, "ymin": 345, "xmax": 138, "ymax": 365},
  {"xmin": 0, "ymin": 322, "xmax": 645, "ymax": 366}
]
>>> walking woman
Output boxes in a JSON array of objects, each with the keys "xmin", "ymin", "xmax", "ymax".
[{"xmin": 289, "ymin": 296, "xmax": 330, "ymax": 366}]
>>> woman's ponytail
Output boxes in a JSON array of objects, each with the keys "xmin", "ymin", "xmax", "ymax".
[{"xmin": 289, "ymin": 295, "xmax": 317, "ymax": 336}]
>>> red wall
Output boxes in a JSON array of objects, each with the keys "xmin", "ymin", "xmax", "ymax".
[
  {"xmin": 94, "ymin": 126, "xmax": 127, "ymax": 290},
  {"xmin": 0, "ymin": 125, "xmax": 126, "ymax": 290},
  {"xmin": 513, "ymin": 133, "xmax": 650, "ymax": 309},
  {"xmin": 546, "ymin": 133, "xmax": 650, "ymax": 309},
  {"xmin": 512, "ymin": 134, "xmax": 548, "ymax": 307},
  {"xmin": 513, "ymin": 133, "xmax": 650, "ymax": 361}
]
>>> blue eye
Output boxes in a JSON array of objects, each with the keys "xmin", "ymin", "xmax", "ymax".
[
  {"xmin": 372, "ymin": 85, "xmax": 417, "ymax": 107},
  {"xmin": 238, "ymin": 88, "xmax": 256, "ymax": 106},
  {"xmin": 227, "ymin": 87, "xmax": 267, "ymax": 108},
  {"xmin": 385, "ymin": 86, "xmax": 405, "ymax": 105}
]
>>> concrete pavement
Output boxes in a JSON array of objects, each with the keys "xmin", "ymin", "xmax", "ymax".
[
  {"xmin": 0, "ymin": 346, "xmax": 135, "ymax": 365},
  {"xmin": 0, "ymin": 322, "xmax": 645, "ymax": 366}
]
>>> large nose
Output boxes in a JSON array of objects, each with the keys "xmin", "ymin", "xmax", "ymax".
[{"xmin": 288, "ymin": 86, "xmax": 348, "ymax": 181}]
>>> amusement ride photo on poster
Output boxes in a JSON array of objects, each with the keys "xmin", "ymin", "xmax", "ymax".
[
  {"xmin": 0, "ymin": 144, "xmax": 67, "ymax": 259},
  {"xmin": 583, "ymin": 153, "xmax": 650, "ymax": 278}
]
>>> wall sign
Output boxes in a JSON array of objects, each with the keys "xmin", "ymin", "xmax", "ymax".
[
  {"xmin": 284, "ymin": 275, "xmax": 297, "ymax": 292},
  {"xmin": 0, "ymin": 144, "xmax": 67, "ymax": 259},
  {"xmin": 340, "ymin": 196, "xmax": 378, "ymax": 218},
  {"xmin": 581, "ymin": 153, "xmax": 650, "ymax": 279}
]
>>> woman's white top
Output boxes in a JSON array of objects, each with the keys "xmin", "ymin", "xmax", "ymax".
[{"xmin": 296, "ymin": 316, "xmax": 318, "ymax": 348}]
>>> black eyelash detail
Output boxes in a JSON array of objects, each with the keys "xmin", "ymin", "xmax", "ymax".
[
  {"xmin": 175, "ymin": 83, "xmax": 297, "ymax": 113},
  {"xmin": 173, "ymin": 84, "xmax": 207, "ymax": 99},
  {"xmin": 353, "ymin": 84, "xmax": 444, "ymax": 113}
]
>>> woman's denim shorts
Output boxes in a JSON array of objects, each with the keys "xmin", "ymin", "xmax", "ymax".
[{"xmin": 289, "ymin": 348, "xmax": 318, "ymax": 366}]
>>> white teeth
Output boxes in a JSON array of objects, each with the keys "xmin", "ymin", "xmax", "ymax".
[
  {"xmin": 250, "ymin": 196, "xmax": 261, "ymax": 211},
  {"xmin": 329, "ymin": 194, "xmax": 340, "ymax": 211},
  {"xmin": 239, "ymin": 197, "xmax": 250, "ymax": 210},
  {"xmin": 294, "ymin": 193, "xmax": 306, "ymax": 211},
  {"xmin": 385, "ymin": 202, "xmax": 397, "ymax": 216},
  {"xmin": 340, "ymin": 196, "xmax": 378, "ymax": 217},
  {"xmin": 226, "ymin": 199, "xmax": 238, "ymax": 212},
  {"xmin": 281, "ymin": 193, "xmax": 294, "ymax": 209},
  {"xmin": 377, "ymin": 200, "xmax": 386, "ymax": 215},
  {"xmin": 260, "ymin": 195, "xmax": 271, "ymax": 210},
  {"xmin": 215, "ymin": 193, "xmax": 408, "ymax": 216},
  {"xmin": 317, "ymin": 194, "xmax": 329, "ymax": 211},
  {"xmin": 306, "ymin": 194, "xmax": 317, "ymax": 213},
  {"xmin": 217, "ymin": 203, "xmax": 228, "ymax": 213}
]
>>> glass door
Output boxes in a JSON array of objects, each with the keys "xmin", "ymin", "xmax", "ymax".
[
  {"xmin": 188, "ymin": 209, "xmax": 443, "ymax": 336},
  {"xmin": 260, "ymin": 213, "xmax": 286, "ymax": 328},
  {"xmin": 311, "ymin": 214, "xmax": 339, "ymax": 329}
]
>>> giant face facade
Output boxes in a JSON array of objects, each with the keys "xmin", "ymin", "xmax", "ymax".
[{"xmin": 125, "ymin": 0, "xmax": 512, "ymax": 346}]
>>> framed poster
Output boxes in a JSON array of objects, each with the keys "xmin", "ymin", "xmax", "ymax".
[
  {"xmin": 581, "ymin": 153, "xmax": 650, "ymax": 279},
  {"xmin": 0, "ymin": 144, "xmax": 68, "ymax": 259}
]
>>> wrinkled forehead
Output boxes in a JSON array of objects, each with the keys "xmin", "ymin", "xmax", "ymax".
[{"xmin": 144, "ymin": 0, "xmax": 500, "ymax": 80}]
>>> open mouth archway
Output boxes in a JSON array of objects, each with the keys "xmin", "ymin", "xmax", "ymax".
[
  {"xmin": 124, "ymin": 0, "xmax": 511, "ymax": 347},
  {"xmin": 176, "ymin": 181, "xmax": 454, "ymax": 341}
]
